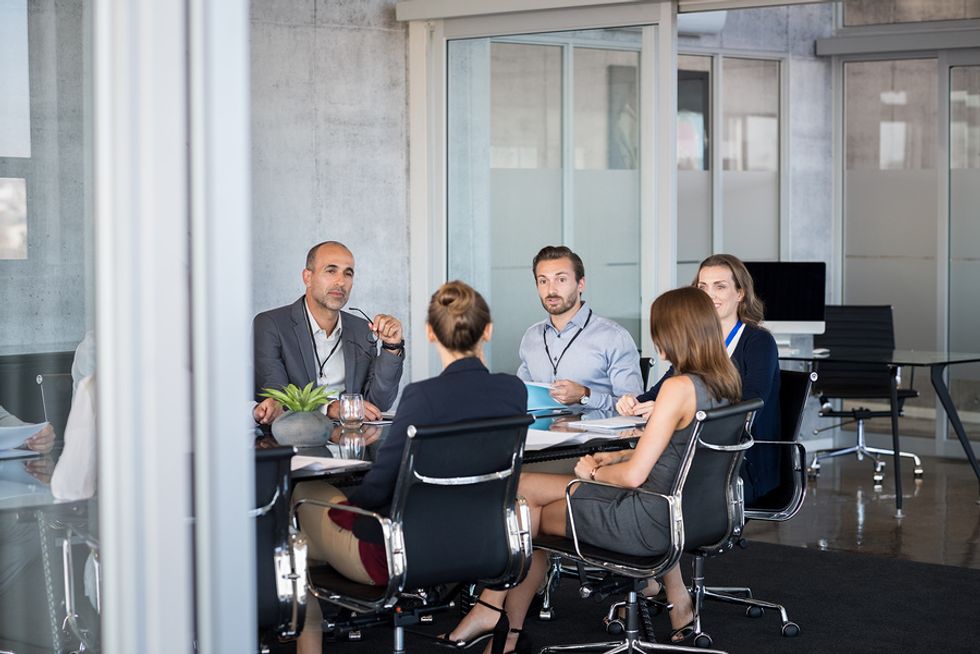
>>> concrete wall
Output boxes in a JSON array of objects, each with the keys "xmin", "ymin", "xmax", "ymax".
[
  {"xmin": 250, "ymin": 0, "xmax": 411, "ymax": 348},
  {"xmin": 0, "ymin": 0, "xmax": 89, "ymax": 355}
]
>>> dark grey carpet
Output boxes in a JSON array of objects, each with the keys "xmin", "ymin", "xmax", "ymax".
[{"xmin": 282, "ymin": 542, "xmax": 980, "ymax": 654}]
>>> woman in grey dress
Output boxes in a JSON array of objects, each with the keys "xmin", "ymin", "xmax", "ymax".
[{"xmin": 446, "ymin": 287, "xmax": 742, "ymax": 653}]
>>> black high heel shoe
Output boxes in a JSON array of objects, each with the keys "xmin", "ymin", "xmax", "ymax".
[
  {"xmin": 435, "ymin": 599, "xmax": 508, "ymax": 650},
  {"xmin": 502, "ymin": 627, "xmax": 531, "ymax": 654}
]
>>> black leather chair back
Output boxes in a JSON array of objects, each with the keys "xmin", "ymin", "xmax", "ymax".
[
  {"xmin": 813, "ymin": 305, "xmax": 895, "ymax": 398},
  {"xmin": 255, "ymin": 446, "xmax": 296, "ymax": 634},
  {"xmin": 639, "ymin": 356, "xmax": 653, "ymax": 389},
  {"xmin": 748, "ymin": 370, "xmax": 815, "ymax": 514},
  {"xmin": 675, "ymin": 399, "xmax": 762, "ymax": 551},
  {"xmin": 390, "ymin": 414, "xmax": 532, "ymax": 589}
]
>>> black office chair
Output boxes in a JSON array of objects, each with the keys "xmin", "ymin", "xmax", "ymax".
[
  {"xmin": 809, "ymin": 305, "xmax": 923, "ymax": 484},
  {"xmin": 293, "ymin": 414, "xmax": 534, "ymax": 654},
  {"xmin": 700, "ymin": 369, "xmax": 816, "ymax": 637},
  {"xmin": 36, "ymin": 372, "xmax": 74, "ymax": 440},
  {"xmin": 535, "ymin": 398, "xmax": 763, "ymax": 654},
  {"xmin": 640, "ymin": 356, "xmax": 653, "ymax": 389},
  {"xmin": 254, "ymin": 446, "xmax": 308, "ymax": 651}
]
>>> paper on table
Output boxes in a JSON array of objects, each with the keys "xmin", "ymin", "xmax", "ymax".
[
  {"xmin": 290, "ymin": 455, "xmax": 370, "ymax": 473},
  {"xmin": 523, "ymin": 428, "xmax": 621, "ymax": 451},
  {"xmin": 525, "ymin": 382, "xmax": 565, "ymax": 411},
  {"xmin": 566, "ymin": 416, "xmax": 646, "ymax": 432},
  {"xmin": 0, "ymin": 422, "xmax": 48, "ymax": 451}
]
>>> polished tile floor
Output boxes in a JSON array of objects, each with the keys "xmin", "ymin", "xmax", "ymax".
[{"xmin": 746, "ymin": 453, "xmax": 980, "ymax": 569}]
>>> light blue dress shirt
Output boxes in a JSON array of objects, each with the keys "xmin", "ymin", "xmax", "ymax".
[{"xmin": 516, "ymin": 303, "xmax": 643, "ymax": 411}]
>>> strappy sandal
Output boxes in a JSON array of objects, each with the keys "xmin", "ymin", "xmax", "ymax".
[
  {"xmin": 435, "ymin": 599, "xmax": 508, "ymax": 650},
  {"xmin": 502, "ymin": 627, "xmax": 531, "ymax": 654}
]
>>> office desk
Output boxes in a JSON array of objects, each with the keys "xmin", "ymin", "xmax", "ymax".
[{"xmin": 780, "ymin": 348, "xmax": 980, "ymax": 516}]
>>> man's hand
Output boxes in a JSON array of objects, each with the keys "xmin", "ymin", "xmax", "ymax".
[
  {"xmin": 23, "ymin": 424, "xmax": 55, "ymax": 454},
  {"xmin": 326, "ymin": 399, "xmax": 382, "ymax": 421},
  {"xmin": 371, "ymin": 314, "xmax": 403, "ymax": 348},
  {"xmin": 253, "ymin": 398, "xmax": 284, "ymax": 425},
  {"xmin": 550, "ymin": 379, "xmax": 588, "ymax": 405}
]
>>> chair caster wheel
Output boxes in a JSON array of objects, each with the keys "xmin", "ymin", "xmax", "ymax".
[
  {"xmin": 914, "ymin": 468, "xmax": 924, "ymax": 479},
  {"xmin": 538, "ymin": 607, "xmax": 555, "ymax": 621},
  {"xmin": 807, "ymin": 467, "xmax": 819, "ymax": 478},
  {"xmin": 603, "ymin": 618, "xmax": 624, "ymax": 635},
  {"xmin": 873, "ymin": 473, "xmax": 884, "ymax": 484},
  {"xmin": 745, "ymin": 606, "xmax": 764, "ymax": 618},
  {"xmin": 694, "ymin": 633, "xmax": 713, "ymax": 648},
  {"xmin": 781, "ymin": 622, "xmax": 801, "ymax": 637}
]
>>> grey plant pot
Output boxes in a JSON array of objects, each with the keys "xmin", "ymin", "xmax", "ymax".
[{"xmin": 271, "ymin": 410, "xmax": 331, "ymax": 447}]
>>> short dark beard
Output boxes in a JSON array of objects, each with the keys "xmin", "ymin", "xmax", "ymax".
[{"xmin": 541, "ymin": 293, "xmax": 579, "ymax": 316}]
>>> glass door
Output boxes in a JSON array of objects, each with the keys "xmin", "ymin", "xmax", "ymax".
[{"xmin": 447, "ymin": 30, "xmax": 643, "ymax": 374}]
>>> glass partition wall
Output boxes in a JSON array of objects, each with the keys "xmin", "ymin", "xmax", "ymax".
[
  {"xmin": 842, "ymin": 53, "xmax": 980, "ymax": 447},
  {"xmin": 676, "ymin": 53, "xmax": 782, "ymax": 286},
  {"xmin": 447, "ymin": 30, "xmax": 643, "ymax": 374},
  {"xmin": 0, "ymin": 1, "xmax": 99, "ymax": 650},
  {"xmin": 948, "ymin": 63, "xmax": 980, "ymax": 442}
]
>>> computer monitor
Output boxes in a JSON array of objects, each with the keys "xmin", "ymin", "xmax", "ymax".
[{"xmin": 743, "ymin": 261, "xmax": 826, "ymax": 335}]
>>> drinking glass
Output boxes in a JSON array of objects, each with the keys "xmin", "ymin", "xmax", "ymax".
[
  {"xmin": 339, "ymin": 393, "xmax": 365, "ymax": 429},
  {"xmin": 338, "ymin": 432, "xmax": 367, "ymax": 460}
]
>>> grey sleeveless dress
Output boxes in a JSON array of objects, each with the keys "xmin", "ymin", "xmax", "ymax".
[{"xmin": 567, "ymin": 374, "xmax": 727, "ymax": 557}]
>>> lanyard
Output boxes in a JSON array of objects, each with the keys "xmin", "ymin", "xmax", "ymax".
[
  {"xmin": 543, "ymin": 309, "xmax": 593, "ymax": 378},
  {"xmin": 725, "ymin": 320, "xmax": 743, "ymax": 356},
  {"xmin": 307, "ymin": 314, "xmax": 343, "ymax": 381}
]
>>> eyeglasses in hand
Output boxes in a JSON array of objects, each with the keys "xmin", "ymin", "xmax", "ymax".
[{"xmin": 348, "ymin": 307, "xmax": 379, "ymax": 344}]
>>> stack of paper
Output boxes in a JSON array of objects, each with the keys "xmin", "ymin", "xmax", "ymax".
[
  {"xmin": 0, "ymin": 422, "xmax": 47, "ymax": 459},
  {"xmin": 290, "ymin": 455, "xmax": 370, "ymax": 473},
  {"xmin": 566, "ymin": 416, "xmax": 646, "ymax": 433}
]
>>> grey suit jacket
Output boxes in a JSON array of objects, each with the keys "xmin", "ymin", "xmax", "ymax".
[{"xmin": 253, "ymin": 296, "xmax": 403, "ymax": 411}]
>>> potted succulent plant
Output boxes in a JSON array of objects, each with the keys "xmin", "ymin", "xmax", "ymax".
[{"xmin": 259, "ymin": 382, "xmax": 337, "ymax": 446}]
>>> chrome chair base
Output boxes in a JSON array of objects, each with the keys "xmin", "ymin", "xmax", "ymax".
[
  {"xmin": 540, "ymin": 591, "xmax": 727, "ymax": 654},
  {"xmin": 808, "ymin": 418, "xmax": 923, "ymax": 484},
  {"xmin": 700, "ymin": 587, "xmax": 800, "ymax": 637}
]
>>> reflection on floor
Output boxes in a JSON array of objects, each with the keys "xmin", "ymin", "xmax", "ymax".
[{"xmin": 745, "ymin": 454, "xmax": 980, "ymax": 569}]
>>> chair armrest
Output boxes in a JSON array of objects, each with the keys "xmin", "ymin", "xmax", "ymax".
[
  {"xmin": 290, "ymin": 498, "xmax": 407, "ymax": 613},
  {"xmin": 561, "ymin": 478, "xmax": 681, "ymax": 578}
]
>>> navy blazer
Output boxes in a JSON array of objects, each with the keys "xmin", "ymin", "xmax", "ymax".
[
  {"xmin": 348, "ymin": 356, "xmax": 527, "ymax": 542},
  {"xmin": 252, "ymin": 296, "xmax": 403, "ymax": 411},
  {"xmin": 638, "ymin": 323, "xmax": 781, "ymax": 502}
]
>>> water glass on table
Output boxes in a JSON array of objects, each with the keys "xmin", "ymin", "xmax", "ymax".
[{"xmin": 339, "ymin": 393, "xmax": 365, "ymax": 429}]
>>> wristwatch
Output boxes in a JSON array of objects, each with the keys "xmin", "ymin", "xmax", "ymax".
[
  {"xmin": 381, "ymin": 339, "xmax": 405, "ymax": 352},
  {"xmin": 579, "ymin": 388, "xmax": 591, "ymax": 406}
]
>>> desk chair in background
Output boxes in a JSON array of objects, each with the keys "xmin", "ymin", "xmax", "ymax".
[
  {"xmin": 535, "ymin": 398, "xmax": 762, "ymax": 654},
  {"xmin": 294, "ymin": 414, "xmax": 534, "ymax": 654},
  {"xmin": 808, "ymin": 305, "xmax": 923, "ymax": 485},
  {"xmin": 700, "ymin": 369, "xmax": 816, "ymax": 638},
  {"xmin": 36, "ymin": 373, "xmax": 74, "ymax": 440},
  {"xmin": 254, "ymin": 446, "xmax": 307, "ymax": 652}
]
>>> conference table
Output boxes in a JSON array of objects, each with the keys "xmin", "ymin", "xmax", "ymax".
[
  {"xmin": 779, "ymin": 347, "xmax": 980, "ymax": 516},
  {"xmin": 279, "ymin": 409, "xmax": 642, "ymax": 485}
]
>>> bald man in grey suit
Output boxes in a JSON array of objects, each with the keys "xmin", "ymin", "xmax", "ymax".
[{"xmin": 253, "ymin": 241, "xmax": 405, "ymax": 424}]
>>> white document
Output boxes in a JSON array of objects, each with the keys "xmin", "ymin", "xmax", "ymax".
[
  {"xmin": 566, "ymin": 416, "xmax": 646, "ymax": 432},
  {"xmin": 0, "ymin": 422, "xmax": 48, "ymax": 451},
  {"xmin": 290, "ymin": 455, "xmax": 370, "ymax": 473},
  {"xmin": 523, "ymin": 428, "xmax": 621, "ymax": 451}
]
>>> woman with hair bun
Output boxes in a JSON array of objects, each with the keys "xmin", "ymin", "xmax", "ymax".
[{"xmin": 294, "ymin": 280, "xmax": 526, "ymax": 654}]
